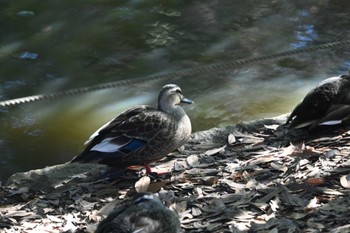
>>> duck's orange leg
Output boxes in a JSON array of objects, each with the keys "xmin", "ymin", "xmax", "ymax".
[{"xmin": 144, "ymin": 163, "xmax": 153, "ymax": 174}]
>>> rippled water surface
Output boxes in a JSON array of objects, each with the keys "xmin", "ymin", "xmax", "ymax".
[{"xmin": 1, "ymin": 0, "xmax": 350, "ymax": 182}]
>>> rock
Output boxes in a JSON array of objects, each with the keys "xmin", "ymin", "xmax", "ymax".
[
  {"xmin": 188, "ymin": 114, "xmax": 288, "ymax": 144},
  {"xmin": 6, "ymin": 162, "xmax": 107, "ymax": 192},
  {"xmin": 5, "ymin": 114, "xmax": 288, "ymax": 192}
]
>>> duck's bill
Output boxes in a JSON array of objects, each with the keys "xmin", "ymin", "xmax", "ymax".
[{"xmin": 181, "ymin": 97, "xmax": 193, "ymax": 104}]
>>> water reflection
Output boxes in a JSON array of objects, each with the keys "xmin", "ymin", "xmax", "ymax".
[{"xmin": 1, "ymin": 0, "xmax": 350, "ymax": 182}]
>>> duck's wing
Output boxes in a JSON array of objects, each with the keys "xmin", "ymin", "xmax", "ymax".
[
  {"xmin": 286, "ymin": 77, "xmax": 343, "ymax": 129},
  {"xmin": 83, "ymin": 106, "xmax": 151, "ymax": 150},
  {"xmin": 71, "ymin": 105, "xmax": 174, "ymax": 165},
  {"xmin": 310, "ymin": 104, "xmax": 350, "ymax": 129},
  {"xmin": 87, "ymin": 106, "xmax": 152, "ymax": 142}
]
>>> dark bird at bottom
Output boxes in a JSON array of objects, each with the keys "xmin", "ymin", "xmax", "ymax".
[
  {"xmin": 286, "ymin": 73, "xmax": 350, "ymax": 130},
  {"xmin": 71, "ymin": 84, "xmax": 193, "ymax": 174},
  {"xmin": 95, "ymin": 193, "xmax": 181, "ymax": 233}
]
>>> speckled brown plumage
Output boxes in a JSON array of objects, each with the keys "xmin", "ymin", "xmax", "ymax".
[{"xmin": 71, "ymin": 84, "xmax": 192, "ymax": 173}]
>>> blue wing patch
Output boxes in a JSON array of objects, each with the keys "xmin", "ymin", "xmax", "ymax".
[
  {"xmin": 90, "ymin": 137, "xmax": 146, "ymax": 153},
  {"xmin": 120, "ymin": 139, "xmax": 146, "ymax": 153}
]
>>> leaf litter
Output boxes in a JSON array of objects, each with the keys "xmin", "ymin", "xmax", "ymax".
[{"xmin": 1, "ymin": 116, "xmax": 350, "ymax": 232}]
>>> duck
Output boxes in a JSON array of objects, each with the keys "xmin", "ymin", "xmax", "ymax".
[
  {"xmin": 286, "ymin": 73, "xmax": 350, "ymax": 130},
  {"xmin": 95, "ymin": 192, "xmax": 181, "ymax": 233},
  {"xmin": 71, "ymin": 84, "xmax": 193, "ymax": 174}
]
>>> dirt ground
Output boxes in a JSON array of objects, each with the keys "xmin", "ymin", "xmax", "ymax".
[{"xmin": 1, "ymin": 115, "xmax": 350, "ymax": 233}]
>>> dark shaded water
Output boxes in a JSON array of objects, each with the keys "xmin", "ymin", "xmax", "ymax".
[{"xmin": 1, "ymin": 0, "xmax": 350, "ymax": 182}]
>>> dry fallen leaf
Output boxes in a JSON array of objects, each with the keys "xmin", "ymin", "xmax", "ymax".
[
  {"xmin": 330, "ymin": 224, "xmax": 350, "ymax": 233},
  {"xmin": 269, "ymin": 197, "xmax": 280, "ymax": 212},
  {"xmin": 245, "ymin": 156, "xmax": 279, "ymax": 166},
  {"xmin": 88, "ymin": 210, "xmax": 102, "ymax": 222},
  {"xmin": 191, "ymin": 207, "xmax": 202, "ymax": 217},
  {"xmin": 320, "ymin": 188, "xmax": 344, "ymax": 196},
  {"xmin": 147, "ymin": 181, "xmax": 168, "ymax": 193},
  {"xmin": 264, "ymin": 124, "xmax": 279, "ymax": 130},
  {"xmin": 228, "ymin": 134, "xmax": 236, "ymax": 145},
  {"xmin": 8, "ymin": 187, "xmax": 29, "ymax": 196},
  {"xmin": 172, "ymin": 201, "xmax": 187, "ymax": 214},
  {"xmin": 205, "ymin": 145, "xmax": 226, "ymax": 156},
  {"xmin": 186, "ymin": 154, "xmax": 199, "ymax": 167},
  {"xmin": 173, "ymin": 161, "xmax": 187, "ymax": 171},
  {"xmin": 269, "ymin": 162, "xmax": 288, "ymax": 173},
  {"xmin": 305, "ymin": 197, "xmax": 320, "ymax": 210},
  {"xmin": 279, "ymin": 144, "xmax": 297, "ymax": 157},
  {"xmin": 305, "ymin": 178, "xmax": 325, "ymax": 186}
]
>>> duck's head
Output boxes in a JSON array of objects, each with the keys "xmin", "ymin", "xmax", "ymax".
[{"xmin": 158, "ymin": 84, "xmax": 193, "ymax": 111}]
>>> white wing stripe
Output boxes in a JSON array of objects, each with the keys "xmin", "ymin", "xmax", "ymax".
[
  {"xmin": 319, "ymin": 120, "xmax": 342, "ymax": 125},
  {"xmin": 90, "ymin": 137, "xmax": 122, "ymax": 153}
]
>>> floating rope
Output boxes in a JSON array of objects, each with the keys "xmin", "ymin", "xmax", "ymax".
[{"xmin": 1, "ymin": 39, "xmax": 350, "ymax": 107}]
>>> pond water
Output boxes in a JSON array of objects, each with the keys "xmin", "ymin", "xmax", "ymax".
[{"xmin": 1, "ymin": 0, "xmax": 350, "ymax": 183}]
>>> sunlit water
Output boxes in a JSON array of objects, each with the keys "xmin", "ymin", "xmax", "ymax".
[{"xmin": 1, "ymin": 0, "xmax": 350, "ymax": 182}]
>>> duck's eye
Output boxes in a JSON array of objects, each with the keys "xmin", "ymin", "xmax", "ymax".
[{"xmin": 174, "ymin": 89, "xmax": 182, "ymax": 94}]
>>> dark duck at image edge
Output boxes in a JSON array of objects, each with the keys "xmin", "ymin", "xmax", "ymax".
[
  {"xmin": 286, "ymin": 73, "xmax": 350, "ymax": 131},
  {"xmin": 71, "ymin": 84, "xmax": 193, "ymax": 174},
  {"xmin": 95, "ymin": 192, "xmax": 181, "ymax": 233}
]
